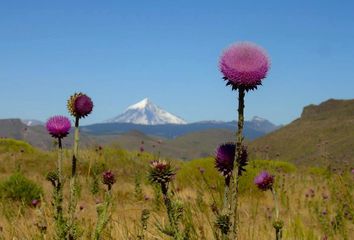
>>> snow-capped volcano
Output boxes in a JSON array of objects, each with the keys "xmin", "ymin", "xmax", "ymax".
[{"xmin": 106, "ymin": 98, "xmax": 187, "ymax": 125}]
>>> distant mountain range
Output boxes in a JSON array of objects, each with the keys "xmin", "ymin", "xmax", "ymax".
[
  {"xmin": 0, "ymin": 115, "xmax": 278, "ymax": 160},
  {"xmin": 0, "ymin": 98, "xmax": 279, "ymax": 160},
  {"xmin": 82, "ymin": 117, "xmax": 277, "ymax": 139}
]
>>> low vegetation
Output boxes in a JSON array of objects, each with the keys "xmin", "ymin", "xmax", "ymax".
[{"xmin": 0, "ymin": 139, "xmax": 352, "ymax": 239}]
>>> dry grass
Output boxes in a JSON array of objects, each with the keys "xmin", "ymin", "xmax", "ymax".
[{"xmin": 0, "ymin": 140, "xmax": 353, "ymax": 239}]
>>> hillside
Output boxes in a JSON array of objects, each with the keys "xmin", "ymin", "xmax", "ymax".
[
  {"xmin": 250, "ymin": 99, "xmax": 354, "ymax": 166},
  {"xmin": 85, "ymin": 129, "xmax": 235, "ymax": 160},
  {"xmin": 0, "ymin": 119, "xmax": 236, "ymax": 160},
  {"xmin": 0, "ymin": 118, "xmax": 277, "ymax": 160},
  {"xmin": 0, "ymin": 119, "xmax": 96, "ymax": 150}
]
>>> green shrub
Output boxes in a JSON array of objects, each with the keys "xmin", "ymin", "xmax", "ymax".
[
  {"xmin": 176, "ymin": 157, "xmax": 223, "ymax": 190},
  {"xmin": 177, "ymin": 158, "xmax": 296, "ymax": 195},
  {"xmin": 0, "ymin": 138, "xmax": 36, "ymax": 154},
  {"xmin": 307, "ymin": 166, "xmax": 327, "ymax": 176},
  {"xmin": 0, "ymin": 171, "xmax": 43, "ymax": 204},
  {"xmin": 250, "ymin": 159, "xmax": 297, "ymax": 173}
]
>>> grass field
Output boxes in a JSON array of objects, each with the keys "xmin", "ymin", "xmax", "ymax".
[{"xmin": 0, "ymin": 138, "xmax": 353, "ymax": 239}]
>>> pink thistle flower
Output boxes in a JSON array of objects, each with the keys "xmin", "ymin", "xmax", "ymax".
[
  {"xmin": 254, "ymin": 171, "xmax": 274, "ymax": 191},
  {"xmin": 219, "ymin": 42, "xmax": 270, "ymax": 91},
  {"xmin": 46, "ymin": 116, "xmax": 71, "ymax": 139}
]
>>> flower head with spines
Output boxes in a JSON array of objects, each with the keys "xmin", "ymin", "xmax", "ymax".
[
  {"xmin": 215, "ymin": 143, "xmax": 248, "ymax": 177},
  {"xmin": 46, "ymin": 116, "xmax": 71, "ymax": 139},
  {"xmin": 219, "ymin": 42, "xmax": 270, "ymax": 91},
  {"xmin": 67, "ymin": 92, "xmax": 93, "ymax": 119},
  {"xmin": 148, "ymin": 160, "xmax": 175, "ymax": 185}
]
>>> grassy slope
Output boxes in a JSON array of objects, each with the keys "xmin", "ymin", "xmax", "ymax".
[
  {"xmin": 92, "ymin": 128, "xmax": 235, "ymax": 161},
  {"xmin": 250, "ymin": 99, "xmax": 354, "ymax": 166}
]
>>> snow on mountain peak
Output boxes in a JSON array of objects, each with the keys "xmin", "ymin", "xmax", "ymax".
[
  {"xmin": 106, "ymin": 98, "xmax": 187, "ymax": 125},
  {"xmin": 251, "ymin": 116, "xmax": 267, "ymax": 122},
  {"xmin": 127, "ymin": 98, "xmax": 151, "ymax": 110}
]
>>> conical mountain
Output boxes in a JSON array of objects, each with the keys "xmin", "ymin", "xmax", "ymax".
[{"xmin": 106, "ymin": 98, "xmax": 186, "ymax": 125}]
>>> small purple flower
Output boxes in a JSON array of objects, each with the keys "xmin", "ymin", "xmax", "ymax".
[
  {"xmin": 215, "ymin": 143, "xmax": 235, "ymax": 176},
  {"xmin": 102, "ymin": 170, "xmax": 116, "ymax": 190},
  {"xmin": 67, "ymin": 92, "xmax": 93, "ymax": 118},
  {"xmin": 46, "ymin": 116, "xmax": 71, "ymax": 139},
  {"xmin": 198, "ymin": 167, "xmax": 205, "ymax": 174},
  {"xmin": 309, "ymin": 188, "xmax": 315, "ymax": 198},
  {"xmin": 219, "ymin": 42, "xmax": 270, "ymax": 91},
  {"xmin": 351, "ymin": 168, "xmax": 354, "ymax": 174},
  {"xmin": 322, "ymin": 193, "xmax": 329, "ymax": 200},
  {"xmin": 254, "ymin": 171, "xmax": 274, "ymax": 191},
  {"xmin": 31, "ymin": 199, "xmax": 40, "ymax": 208},
  {"xmin": 140, "ymin": 146, "xmax": 144, "ymax": 152}
]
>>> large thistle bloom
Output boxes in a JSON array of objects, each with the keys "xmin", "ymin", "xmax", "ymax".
[
  {"xmin": 215, "ymin": 143, "xmax": 248, "ymax": 177},
  {"xmin": 67, "ymin": 92, "xmax": 93, "ymax": 119},
  {"xmin": 46, "ymin": 116, "xmax": 71, "ymax": 139},
  {"xmin": 219, "ymin": 42, "xmax": 270, "ymax": 91}
]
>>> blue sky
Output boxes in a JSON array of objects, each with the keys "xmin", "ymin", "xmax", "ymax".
[{"xmin": 1, "ymin": 1, "xmax": 354, "ymax": 125}]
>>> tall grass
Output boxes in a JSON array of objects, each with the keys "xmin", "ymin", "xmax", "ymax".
[{"xmin": 0, "ymin": 139, "xmax": 352, "ymax": 239}]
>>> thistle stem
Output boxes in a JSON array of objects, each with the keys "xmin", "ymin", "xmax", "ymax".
[
  {"xmin": 93, "ymin": 189, "xmax": 112, "ymax": 240},
  {"xmin": 222, "ymin": 181, "xmax": 230, "ymax": 212},
  {"xmin": 231, "ymin": 87, "xmax": 245, "ymax": 239},
  {"xmin": 272, "ymin": 188, "xmax": 283, "ymax": 240},
  {"xmin": 72, "ymin": 117, "xmax": 79, "ymax": 177},
  {"xmin": 55, "ymin": 138, "xmax": 65, "ymax": 238},
  {"xmin": 272, "ymin": 188, "xmax": 279, "ymax": 220},
  {"xmin": 161, "ymin": 183, "xmax": 179, "ymax": 239},
  {"xmin": 68, "ymin": 117, "xmax": 80, "ymax": 239},
  {"xmin": 58, "ymin": 138, "xmax": 63, "ymax": 185}
]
